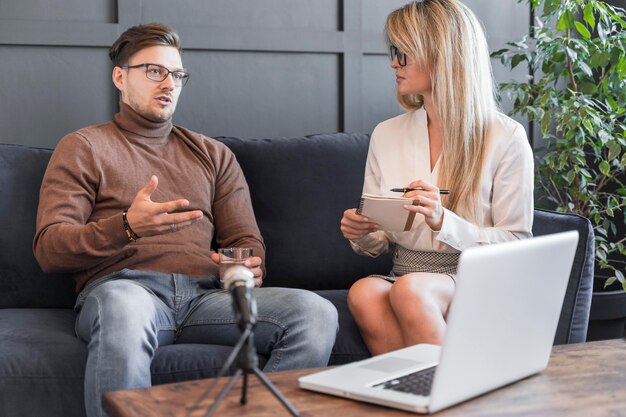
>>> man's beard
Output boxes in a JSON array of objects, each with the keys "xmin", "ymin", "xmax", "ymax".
[{"xmin": 129, "ymin": 98, "xmax": 176, "ymax": 122}]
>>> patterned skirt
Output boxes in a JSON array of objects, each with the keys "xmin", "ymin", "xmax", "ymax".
[{"xmin": 373, "ymin": 246, "xmax": 460, "ymax": 283}]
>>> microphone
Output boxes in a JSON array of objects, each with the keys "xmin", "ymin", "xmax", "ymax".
[{"xmin": 223, "ymin": 266, "xmax": 257, "ymax": 329}]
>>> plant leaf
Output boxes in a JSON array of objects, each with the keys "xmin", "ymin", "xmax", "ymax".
[
  {"xmin": 599, "ymin": 160, "xmax": 611, "ymax": 176},
  {"xmin": 583, "ymin": 3, "xmax": 595, "ymax": 30},
  {"xmin": 491, "ymin": 48, "xmax": 509, "ymax": 57},
  {"xmin": 597, "ymin": 22, "xmax": 607, "ymax": 41},
  {"xmin": 578, "ymin": 61, "xmax": 593, "ymax": 78},
  {"xmin": 511, "ymin": 54, "xmax": 526, "ymax": 69},
  {"xmin": 575, "ymin": 21, "xmax": 591, "ymax": 39},
  {"xmin": 580, "ymin": 82, "xmax": 596, "ymax": 94},
  {"xmin": 607, "ymin": 142, "xmax": 621, "ymax": 161},
  {"xmin": 557, "ymin": 10, "xmax": 576, "ymax": 31},
  {"xmin": 565, "ymin": 47, "xmax": 578, "ymax": 63}
]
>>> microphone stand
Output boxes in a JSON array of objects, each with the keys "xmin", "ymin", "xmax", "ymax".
[{"xmin": 203, "ymin": 324, "xmax": 301, "ymax": 417}]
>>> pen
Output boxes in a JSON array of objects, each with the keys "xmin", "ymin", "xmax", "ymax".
[{"xmin": 390, "ymin": 188, "xmax": 450, "ymax": 195}]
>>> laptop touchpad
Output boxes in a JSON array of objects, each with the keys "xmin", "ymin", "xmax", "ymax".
[{"xmin": 360, "ymin": 357, "xmax": 422, "ymax": 373}]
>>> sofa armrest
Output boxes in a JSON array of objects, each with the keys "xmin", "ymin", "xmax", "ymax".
[{"xmin": 533, "ymin": 209, "xmax": 594, "ymax": 344}]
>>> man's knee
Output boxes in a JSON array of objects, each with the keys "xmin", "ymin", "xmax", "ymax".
[
  {"xmin": 283, "ymin": 289, "xmax": 337, "ymax": 326},
  {"xmin": 86, "ymin": 281, "xmax": 150, "ymax": 313},
  {"xmin": 79, "ymin": 280, "xmax": 159, "ymax": 339},
  {"xmin": 257, "ymin": 288, "xmax": 338, "ymax": 339}
]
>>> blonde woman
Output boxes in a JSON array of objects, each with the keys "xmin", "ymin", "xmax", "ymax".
[{"xmin": 340, "ymin": 0, "xmax": 534, "ymax": 355}]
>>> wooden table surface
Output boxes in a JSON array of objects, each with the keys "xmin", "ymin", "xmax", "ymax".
[{"xmin": 103, "ymin": 338, "xmax": 626, "ymax": 417}]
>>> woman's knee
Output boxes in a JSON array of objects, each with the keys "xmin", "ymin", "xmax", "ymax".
[
  {"xmin": 347, "ymin": 277, "xmax": 387, "ymax": 313},
  {"xmin": 390, "ymin": 274, "xmax": 454, "ymax": 312},
  {"xmin": 348, "ymin": 278, "xmax": 395, "ymax": 333},
  {"xmin": 390, "ymin": 276, "xmax": 428, "ymax": 300}
]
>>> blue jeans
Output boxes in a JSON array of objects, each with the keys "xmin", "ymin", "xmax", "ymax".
[{"xmin": 74, "ymin": 269, "xmax": 338, "ymax": 417}]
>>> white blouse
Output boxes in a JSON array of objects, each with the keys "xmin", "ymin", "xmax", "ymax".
[{"xmin": 351, "ymin": 107, "xmax": 534, "ymax": 256}]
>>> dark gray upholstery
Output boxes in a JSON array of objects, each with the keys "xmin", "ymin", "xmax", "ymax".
[
  {"xmin": 214, "ymin": 134, "xmax": 392, "ymax": 289},
  {"xmin": 0, "ymin": 144, "xmax": 76, "ymax": 309},
  {"xmin": 0, "ymin": 136, "xmax": 593, "ymax": 417},
  {"xmin": 532, "ymin": 209, "xmax": 595, "ymax": 344}
]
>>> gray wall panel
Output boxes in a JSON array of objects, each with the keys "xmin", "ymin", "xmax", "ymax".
[
  {"xmin": 0, "ymin": 0, "xmax": 530, "ymax": 148},
  {"xmin": 178, "ymin": 26, "xmax": 344, "ymax": 52},
  {"xmin": 464, "ymin": 0, "xmax": 529, "ymax": 50},
  {"xmin": 174, "ymin": 51, "xmax": 339, "ymax": 138},
  {"xmin": 362, "ymin": 0, "xmax": 407, "ymax": 32},
  {"xmin": 465, "ymin": 0, "xmax": 530, "ymax": 125},
  {"xmin": 361, "ymin": 54, "xmax": 402, "ymax": 136},
  {"xmin": 0, "ymin": 46, "xmax": 115, "ymax": 147},
  {"xmin": 141, "ymin": 0, "xmax": 338, "ymax": 30},
  {"xmin": 0, "ymin": 0, "xmax": 116, "ymax": 22}
]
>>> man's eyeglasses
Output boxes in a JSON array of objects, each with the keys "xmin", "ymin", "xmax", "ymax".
[
  {"xmin": 389, "ymin": 45, "xmax": 407, "ymax": 67},
  {"xmin": 120, "ymin": 63, "xmax": 190, "ymax": 87}
]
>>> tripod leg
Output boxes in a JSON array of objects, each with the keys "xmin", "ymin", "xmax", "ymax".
[
  {"xmin": 240, "ymin": 372, "xmax": 248, "ymax": 405},
  {"xmin": 204, "ymin": 369, "xmax": 242, "ymax": 417},
  {"xmin": 252, "ymin": 368, "xmax": 301, "ymax": 417}
]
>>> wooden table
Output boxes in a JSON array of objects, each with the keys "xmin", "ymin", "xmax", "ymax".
[{"xmin": 103, "ymin": 338, "xmax": 626, "ymax": 417}]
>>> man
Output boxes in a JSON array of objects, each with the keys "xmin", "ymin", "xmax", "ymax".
[{"xmin": 33, "ymin": 23, "xmax": 338, "ymax": 417}]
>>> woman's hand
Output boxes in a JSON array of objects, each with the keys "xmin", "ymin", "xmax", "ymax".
[
  {"xmin": 340, "ymin": 208, "xmax": 379, "ymax": 240},
  {"xmin": 402, "ymin": 180, "xmax": 445, "ymax": 231}
]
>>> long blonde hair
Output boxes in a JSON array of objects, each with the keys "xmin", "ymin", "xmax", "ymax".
[{"xmin": 385, "ymin": 0, "xmax": 497, "ymax": 222}]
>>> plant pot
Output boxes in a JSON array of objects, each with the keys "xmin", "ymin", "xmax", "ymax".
[{"xmin": 586, "ymin": 276, "xmax": 626, "ymax": 341}]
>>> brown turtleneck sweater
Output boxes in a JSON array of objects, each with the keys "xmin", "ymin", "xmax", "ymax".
[{"xmin": 33, "ymin": 103, "xmax": 265, "ymax": 292}]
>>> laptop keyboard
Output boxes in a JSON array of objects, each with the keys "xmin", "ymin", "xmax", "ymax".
[{"xmin": 373, "ymin": 365, "xmax": 437, "ymax": 396}]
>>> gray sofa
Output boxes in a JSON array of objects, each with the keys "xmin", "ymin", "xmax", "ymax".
[{"xmin": 0, "ymin": 133, "xmax": 594, "ymax": 417}]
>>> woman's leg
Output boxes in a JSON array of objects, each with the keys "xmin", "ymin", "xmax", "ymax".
[
  {"xmin": 389, "ymin": 273, "xmax": 455, "ymax": 346},
  {"xmin": 347, "ymin": 277, "xmax": 405, "ymax": 355}
]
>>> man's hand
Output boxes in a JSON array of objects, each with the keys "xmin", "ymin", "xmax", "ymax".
[
  {"xmin": 125, "ymin": 175, "xmax": 204, "ymax": 237},
  {"xmin": 210, "ymin": 253, "xmax": 264, "ymax": 287}
]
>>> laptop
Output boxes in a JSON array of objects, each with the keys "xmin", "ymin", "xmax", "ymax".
[{"xmin": 299, "ymin": 231, "xmax": 579, "ymax": 413}]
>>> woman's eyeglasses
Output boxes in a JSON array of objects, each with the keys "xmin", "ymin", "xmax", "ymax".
[{"xmin": 389, "ymin": 45, "xmax": 407, "ymax": 67}]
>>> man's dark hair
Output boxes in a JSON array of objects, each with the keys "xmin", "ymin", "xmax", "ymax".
[{"xmin": 109, "ymin": 23, "xmax": 182, "ymax": 66}]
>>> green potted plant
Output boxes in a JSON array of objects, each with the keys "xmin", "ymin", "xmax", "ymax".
[{"xmin": 493, "ymin": 0, "xmax": 626, "ymax": 339}]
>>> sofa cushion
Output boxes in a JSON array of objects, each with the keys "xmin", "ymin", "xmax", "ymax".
[
  {"xmin": 0, "ymin": 309, "xmax": 85, "ymax": 378},
  {"xmin": 0, "ymin": 144, "xmax": 76, "ymax": 308},
  {"xmin": 215, "ymin": 134, "xmax": 393, "ymax": 290},
  {"xmin": 0, "ymin": 308, "xmax": 267, "ymax": 415},
  {"xmin": 0, "ymin": 308, "xmax": 86, "ymax": 417}
]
